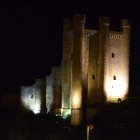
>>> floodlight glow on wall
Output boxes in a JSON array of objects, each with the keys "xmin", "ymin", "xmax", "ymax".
[
  {"xmin": 72, "ymin": 88, "xmax": 82, "ymax": 109},
  {"xmin": 104, "ymin": 73, "xmax": 128, "ymax": 102}
]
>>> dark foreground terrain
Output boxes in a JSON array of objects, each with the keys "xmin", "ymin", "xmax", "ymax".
[{"xmin": 0, "ymin": 98, "xmax": 140, "ymax": 140}]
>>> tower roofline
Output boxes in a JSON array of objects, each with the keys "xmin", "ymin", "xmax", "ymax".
[
  {"xmin": 122, "ymin": 19, "xmax": 131, "ymax": 28},
  {"xmin": 99, "ymin": 17, "xmax": 110, "ymax": 25},
  {"xmin": 74, "ymin": 14, "xmax": 86, "ymax": 23}
]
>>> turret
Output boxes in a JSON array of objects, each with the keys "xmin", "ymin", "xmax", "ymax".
[
  {"xmin": 62, "ymin": 17, "xmax": 73, "ymax": 118},
  {"xmin": 71, "ymin": 14, "xmax": 86, "ymax": 125},
  {"xmin": 122, "ymin": 19, "xmax": 131, "ymax": 30},
  {"xmin": 99, "ymin": 17, "xmax": 110, "ymax": 32}
]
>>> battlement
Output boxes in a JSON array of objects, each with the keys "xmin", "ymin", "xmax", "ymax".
[
  {"xmin": 84, "ymin": 29, "xmax": 98, "ymax": 37},
  {"xmin": 63, "ymin": 15, "xmax": 131, "ymax": 35},
  {"xmin": 108, "ymin": 32, "xmax": 122, "ymax": 39}
]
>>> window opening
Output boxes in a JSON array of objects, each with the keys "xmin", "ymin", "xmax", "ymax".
[
  {"xmin": 92, "ymin": 75, "xmax": 95, "ymax": 80},
  {"xmin": 31, "ymin": 95, "xmax": 33, "ymax": 99},
  {"xmin": 113, "ymin": 75, "xmax": 116, "ymax": 80},
  {"xmin": 112, "ymin": 53, "xmax": 115, "ymax": 58}
]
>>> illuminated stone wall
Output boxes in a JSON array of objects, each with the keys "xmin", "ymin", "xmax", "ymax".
[
  {"xmin": 21, "ymin": 79, "xmax": 41, "ymax": 114},
  {"xmin": 87, "ymin": 31, "xmax": 99, "ymax": 105},
  {"xmin": 104, "ymin": 32, "xmax": 124, "ymax": 101},
  {"xmin": 81, "ymin": 31, "xmax": 89, "ymax": 105},
  {"xmin": 97, "ymin": 17, "xmax": 110, "ymax": 102},
  {"xmin": 71, "ymin": 15, "xmax": 85, "ymax": 125},
  {"xmin": 61, "ymin": 18, "xmax": 73, "ymax": 116},
  {"xmin": 46, "ymin": 74, "xmax": 53, "ymax": 113}
]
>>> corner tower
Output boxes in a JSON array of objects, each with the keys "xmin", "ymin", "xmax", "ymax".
[{"xmin": 104, "ymin": 19, "xmax": 130, "ymax": 102}]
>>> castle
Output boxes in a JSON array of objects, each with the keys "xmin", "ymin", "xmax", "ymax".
[{"xmin": 21, "ymin": 15, "xmax": 130, "ymax": 125}]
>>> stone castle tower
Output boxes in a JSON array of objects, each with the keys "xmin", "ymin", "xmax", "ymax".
[{"xmin": 21, "ymin": 15, "xmax": 131, "ymax": 125}]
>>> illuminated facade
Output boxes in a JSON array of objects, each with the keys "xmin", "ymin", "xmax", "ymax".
[{"xmin": 21, "ymin": 15, "xmax": 130, "ymax": 125}]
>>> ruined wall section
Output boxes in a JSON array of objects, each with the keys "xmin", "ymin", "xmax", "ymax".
[
  {"xmin": 21, "ymin": 79, "xmax": 41, "ymax": 114},
  {"xmin": 40, "ymin": 78, "xmax": 46, "ymax": 112},
  {"xmin": 46, "ymin": 74, "xmax": 53, "ymax": 113},
  {"xmin": 87, "ymin": 31, "xmax": 99, "ymax": 105},
  {"xmin": 52, "ymin": 65, "xmax": 62, "ymax": 113},
  {"xmin": 62, "ymin": 18, "xmax": 73, "ymax": 116}
]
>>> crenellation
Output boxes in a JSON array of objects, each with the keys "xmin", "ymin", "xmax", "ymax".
[
  {"xmin": 84, "ymin": 29, "xmax": 98, "ymax": 37},
  {"xmin": 108, "ymin": 34, "xmax": 122, "ymax": 39}
]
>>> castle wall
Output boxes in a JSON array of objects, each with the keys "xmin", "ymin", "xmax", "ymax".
[{"xmin": 20, "ymin": 15, "xmax": 130, "ymax": 125}]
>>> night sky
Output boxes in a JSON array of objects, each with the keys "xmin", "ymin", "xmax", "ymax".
[{"xmin": 0, "ymin": 0, "xmax": 140, "ymax": 95}]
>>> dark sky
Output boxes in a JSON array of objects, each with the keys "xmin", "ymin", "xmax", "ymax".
[{"xmin": 0, "ymin": 0, "xmax": 140, "ymax": 94}]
